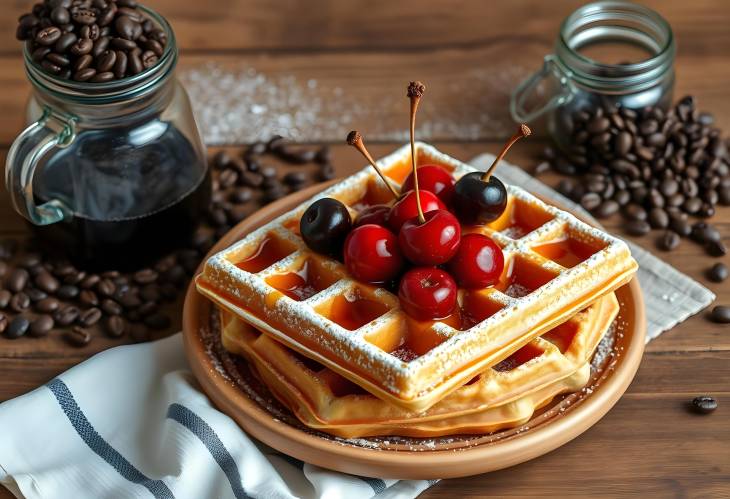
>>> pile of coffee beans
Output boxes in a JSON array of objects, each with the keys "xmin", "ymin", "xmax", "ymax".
[
  {"xmin": 542, "ymin": 96, "xmax": 729, "ymax": 257},
  {"xmin": 0, "ymin": 138, "xmax": 332, "ymax": 347},
  {"xmin": 203, "ymin": 136, "xmax": 334, "ymax": 242},
  {"xmin": 16, "ymin": 0, "xmax": 167, "ymax": 82}
]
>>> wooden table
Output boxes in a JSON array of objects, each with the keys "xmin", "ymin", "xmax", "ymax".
[{"xmin": 0, "ymin": 1, "xmax": 728, "ymax": 497}]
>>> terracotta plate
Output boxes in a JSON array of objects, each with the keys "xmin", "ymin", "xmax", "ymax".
[{"xmin": 182, "ymin": 182, "xmax": 646, "ymax": 479}]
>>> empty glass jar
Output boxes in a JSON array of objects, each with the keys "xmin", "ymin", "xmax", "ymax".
[
  {"xmin": 5, "ymin": 6, "xmax": 210, "ymax": 270},
  {"xmin": 511, "ymin": 1, "xmax": 675, "ymax": 152}
]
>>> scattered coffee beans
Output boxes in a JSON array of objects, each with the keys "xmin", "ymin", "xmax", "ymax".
[
  {"xmin": 541, "ymin": 96, "xmax": 728, "ymax": 256},
  {"xmin": 691, "ymin": 395, "xmax": 718, "ymax": 414},
  {"xmin": 17, "ymin": 0, "xmax": 168, "ymax": 82}
]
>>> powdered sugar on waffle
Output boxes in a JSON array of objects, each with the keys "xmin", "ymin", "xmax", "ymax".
[{"xmin": 199, "ymin": 143, "xmax": 637, "ymax": 402}]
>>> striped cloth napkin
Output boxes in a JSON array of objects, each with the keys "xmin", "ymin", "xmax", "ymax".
[{"xmin": 0, "ymin": 154, "xmax": 713, "ymax": 499}]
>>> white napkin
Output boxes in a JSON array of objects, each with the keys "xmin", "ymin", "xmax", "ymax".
[
  {"xmin": 0, "ymin": 334, "xmax": 435, "ymax": 499},
  {"xmin": 0, "ymin": 155, "xmax": 715, "ymax": 499}
]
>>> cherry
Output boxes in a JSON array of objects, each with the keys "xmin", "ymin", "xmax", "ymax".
[
  {"xmin": 344, "ymin": 224, "xmax": 403, "ymax": 284},
  {"xmin": 355, "ymin": 204, "xmax": 390, "ymax": 228},
  {"xmin": 452, "ymin": 171, "xmax": 508, "ymax": 225},
  {"xmin": 399, "ymin": 210, "xmax": 460, "ymax": 265},
  {"xmin": 398, "ymin": 267, "xmax": 457, "ymax": 320},
  {"xmin": 452, "ymin": 124, "xmax": 531, "ymax": 225},
  {"xmin": 300, "ymin": 198, "xmax": 352, "ymax": 257},
  {"xmin": 401, "ymin": 165, "xmax": 455, "ymax": 205},
  {"xmin": 447, "ymin": 233, "xmax": 504, "ymax": 288},
  {"xmin": 388, "ymin": 190, "xmax": 445, "ymax": 232}
]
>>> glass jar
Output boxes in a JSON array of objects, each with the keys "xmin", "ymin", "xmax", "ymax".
[
  {"xmin": 510, "ymin": 1, "xmax": 675, "ymax": 152},
  {"xmin": 5, "ymin": 6, "xmax": 210, "ymax": 271}
]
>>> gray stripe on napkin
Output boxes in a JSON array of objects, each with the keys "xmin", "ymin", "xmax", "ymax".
[
  {"xmin": 469, "ymin": 154, "xmax": 716, "ymax": 342},
  {"xmin": 47, "ymin": 378, "xmax": 175, "ymax": 499}
]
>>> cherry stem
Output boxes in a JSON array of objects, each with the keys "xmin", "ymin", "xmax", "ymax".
[
  {"xmin": 346, "ymin": 130, "xmax": 400, "ymax": 199},
  {"xmin": 482, "ymin": 123, "xmax": 532, "ymax": 182},
  {"xmin": 407, "ymin": 81, "xmax": 426, "ymax": 224}
]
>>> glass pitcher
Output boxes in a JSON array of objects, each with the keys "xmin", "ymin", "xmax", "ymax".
[
  {"xmin": 5, "ymin": 6, "xmax": 210, "ymax": 271},
  {"xmin": 510, "ymin": 1, "xmax": 675, "ymax": 153}
]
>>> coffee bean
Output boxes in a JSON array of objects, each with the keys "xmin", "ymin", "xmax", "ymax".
[
  {"xmin": 29, "ymin": 315, "xmax": 54, "ymax": 337},
  {"xmin": 113, "ymin": 50, "xmax": 128, "ymax": 78},
  {"xmin": 36, "ymin": 297, "xmax": 60, "ymax": 313},
  {"xmin": 91, "ymin": 71, "xmax": 114, "ymax": 82},
  {"xmin": 36, "ymin": 26, "xmax": 62, "ymax": 46},
  {"xmin": 648, "ymin": 208, "xmax": 669, "ymax": 229},
  {"xmin": 128, "ymin": 50, "xmax": 144, "ymax": 74},
  {"xmin": 0, "ymin": 313, "xmax": 6, "ymax": 335},
  {"xmin": 240, "ymin": 171, "xmax": 263, "ymax": 188},
  {"xmin": 54, "ymin": 305, "xmax": 80, "ymax": 326},
  {"xmin": 10, "ymin": 292, "xmax": 31, "ymax": 313},
  {"xmin": 624, "ymin": 219, "xmax": 651, "ymax": 237},
  {"xmin": 64, "ymin": 326, "xmax": 91, "ymax": 347},
  {"xmin": 80, "ymin": 274, "xmax": 100, "ymax": 289},
  {"xmin": 72, "ymin": 9, "xmax": 97, "ymax": 25},
  {"xmin": 97, "ymin": 278, "xmax": 116, "ymax": 297},
  {"xmin": 708, "ymin": 263, "xmax": 728, "ymax": 283},
  {"xmin": 119, "ymin": 292, "xmax": 142, "ymax": 309},
  {"xmin": 25, "ymin": 288, "xmax": 47, "ymax": 302},
  {"xmin": 111, "ymin": 37, "xmax": 137, "ymax": 50},
  {"xmin": 96, "ymin": 49, "xmax": 116, "ymax": 72},
  {"xmin": 79, "ymin": 307, "xmax": 102, "ymax": 327},
  {"xmin": 141, "ymin": 50, "xmax": 158, "ymax": 69},
  {"xmin": 707, "ymin": 240, "xmax": 727, "ymax": 257},
  {"xmin": 4, "ymin": 316, "xmax": 30, "ymax": 339},
  {"xmin": 710, "ymin": 305, "xmax": 730, "ymax": 323},
  {"xmin": 697, "ymin": 203, "xmax": 715, "ymax": 219},
  {"xmin": 73, "ymin": 66, "xmax": 98, "ymax": 81},
  {"xmin": 691, "ymin": 396, "xmax": 717, "ymax": 414},
  {"xmin": 623, "ymin": 203, "xmax": 647, "ymax": 221},
  {"xmin": 283, "ymin": 171, "xmax": 308, "ymax": 186},
  {"xmin": 105, "ymin": 315, "xmax": 127, "ymax": 338},
  {"xmin": 54, "ymin": 32, "xmax": 77, "ymax": 53},
  {"xmin": 670, "ymin": 216, "xmax": 691, "ymax": 238},
  {"xmin": 691, "ymin": 222, "xmax": 721, "ymax": 244},
  {"xmin": 101, "ymin": 299, "xmax": 122, "ymax": 316},
  {"xmin": 614, "ymin": 189, "xmax": 630, "ymax": 206},
  {"xmin": 132, "ymin": 268, "xmax": 158, "ymax": 285},
  {"xmin": 658, "ymin": 231, "xmax": 680, "ymax": 251},
  {"xmin": 587, "ymin": 116, "xmax": 610, "ymax": 134},
  {"xmin": 7, "ymin": 269, "xmax": 29, "ymax": 292},
  {"xmin": 35, "ymin": 271, "xmax": 59, "ymax": 294},
  {"xmin": 57, "ymin": 284, "xmax": 79, "ymax": 299},
  {"xmin": 580, "ymin": 192, "xmax": 602, "ymax": 211},
  {"xmin": 144, "ymin": 313, "xmax": 171, "ymax": 330}
]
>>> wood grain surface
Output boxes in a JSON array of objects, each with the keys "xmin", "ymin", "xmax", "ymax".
[{"xmin": 0, "ymin": 1, "xmax": 728, "ymax": 498}]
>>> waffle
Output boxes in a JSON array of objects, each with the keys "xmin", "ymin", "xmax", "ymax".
[
  {"xmin": 196, "ymin": 142, "xmax": 638, "ymax": 412},
  {"xmin": 219, "ymin": 292, "xmax": 617, "ymax": 437}
]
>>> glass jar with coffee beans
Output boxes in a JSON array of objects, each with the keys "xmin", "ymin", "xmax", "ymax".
[
  {"xmin": 511, "ymin": 1, "xmax": 675, "ymax": 153},
  {"xmin": 7, "ymin": 0, "xmax": 210, "ymax": 270}
]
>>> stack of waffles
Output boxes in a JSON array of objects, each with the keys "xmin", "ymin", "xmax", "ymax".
[{"xmin": 196, "ymin": 143, "xmax": 638, "ymax": 439}]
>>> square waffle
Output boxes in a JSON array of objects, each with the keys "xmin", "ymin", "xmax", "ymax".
[
  {"xmin": 219, "ymin": 292, "xmax": 618, "ymax": 437},
  {"xmin": 196, "ymin": 143, "xmax": 637, "ymax": 412}
]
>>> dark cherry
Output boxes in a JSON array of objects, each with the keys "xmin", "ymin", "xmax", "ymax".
[
  {"xmin": 398, "ymin": 210, "xmax": 461, "ymax": 265},
  {"xmin": 388, "ymin": 190, "xmax": 445, "ymax": 232},
  {"xmin": 447, "ymin": 233, "xmax": 504, "ymax": 288},
  {"xmin": 401, "ymin": 165, "xmax": 455, "ymax": 205},
  {"xmin": 355, "ymin": 204, "xmax": 391, "ymax": 228},
  {"xmin": 300, "ymin": 197, "xmax": 352, "ymax": 256},
  {"xmin": 398, "ymin": 267, "xmax": 457, "ymax": 320},
  {"xmin": 344, "ymin": 224, "xmax": 403, "ymax": 284},
  {"xmin": 452, "ymin": 171, "xmax": 508, "ymax": 225}
]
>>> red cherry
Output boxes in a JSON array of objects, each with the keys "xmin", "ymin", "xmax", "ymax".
[
  {"xmin": 402, "ymin": 165, "xmax": 455, "ymax": 205},
  {"xmin": 398, "ymin": 267, "xmax": 458, "ymax": 320},
  {"xmin": 388, "ymin": 190, "xmax": 445, "ymax": 232},
  {"xmin": 344, "ymin": 224, "xmax": 403, "ymax": 284},
  {"xmin": 355, "ymin": 204, "xmax": 390, "ymax": 228},
  {"xmin": 447, "ymin": 233, "xmax": 504, "ymax": 288},
  {"xmin": 398, "ymin": 210, "xmax": 461, "ymax": 265}
]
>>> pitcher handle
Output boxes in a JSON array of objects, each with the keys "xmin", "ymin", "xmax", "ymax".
[
  {"xmin": 511, "ymin": 55, "xmax": 575, "ymax": 123},
  {"xmin": 5, "ymin": 106, "xmax": 76, "ymax": 225}
]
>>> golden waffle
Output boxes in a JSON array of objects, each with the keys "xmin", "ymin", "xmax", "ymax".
[
  {"xmin": 197, "ymin": 143, "xmax": 637, "ymax": 412},
  {"xmin": 219, "ymin": 292, "xmax": 617, "ymax": 438}
]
